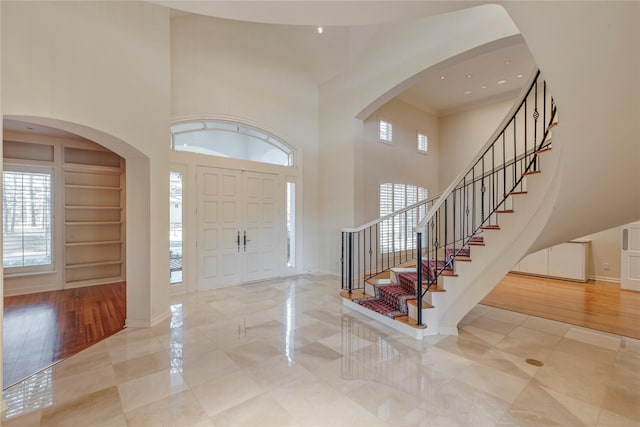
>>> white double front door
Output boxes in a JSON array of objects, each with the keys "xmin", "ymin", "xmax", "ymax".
[{"xmin": 197, "ymin": 166, "xmax": 283, "ymax": 289}]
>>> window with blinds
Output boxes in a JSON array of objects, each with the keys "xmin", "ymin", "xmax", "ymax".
[
  {"xmin": 418, "ymin": 133, "xmax": 428, "ymax": 153},
  {"xmin": 2, "ymin": 170, "xmax": 53, "ymax": 269},
  {"xmin": 379, "ymin": 183, "xmax": 427, "ymax": 253},
  {"xmin": 379, "ymin": 120, "xmax": 393, "ymax": 143}
]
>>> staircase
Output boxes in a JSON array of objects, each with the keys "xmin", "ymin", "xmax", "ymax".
[{"xmin": 341, "ymin": 69, "xmax": 561, "ymax": 339}]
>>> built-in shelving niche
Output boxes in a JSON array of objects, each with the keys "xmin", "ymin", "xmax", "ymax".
[{"xmin": 63, "ymin": 148, "xmax": 125, "ymax": 287}]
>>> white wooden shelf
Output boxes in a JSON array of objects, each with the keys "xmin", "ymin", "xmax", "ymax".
[
  {"xmin": 65, "ymin": 260, "xmax": 123, "ymax": 269},
  {"xmin": 64, "ymin": 184, "xmax": 122, "ymax": 190},
  {"xmin": 63, "ymin": 158, "xmax": 125, "ymax": 287},
  {"xmin": 65, "ymin": 221, "xmax": 123, "ymax": 226},
  {"xmin": 65, "ymin": 206, "xmax": 122, "ymax": 210},
  {"xmin": 65, "ymin": 240, "xmax": 123, "ymax": 247}
]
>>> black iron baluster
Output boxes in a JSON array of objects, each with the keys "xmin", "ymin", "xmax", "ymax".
[
  {"xmin": 491, "ymin": 145, "xmax": 495, "ymax": 225},
  {"xmin": 375, "ymin": 223, "xmax": 379, "ymax": 277},
  {"xmin": 347, "ymin": 233, "xmax": 353, "ymax": 294},
  {"xmin": 341, "ymin": 232, "xmax": 345, "ymax": 289},
  {"xmin": 452, "ymin": 189, "xmax": 456, "ymax": 262},
  {"xmin": 513, "ymin": 117, "xmax": 517, "ymax": 192},
  {"xmin": 481, "ymin": 157, "xmax": 485, "ymax": 224},
  {"xmin": 416, "ymin": 231, "xmax": 423, "ymax": 326},
  {"xmin": 502, "ymin": 133, "xmax": 507, "ymax": 200},
  {"xmin": 543, "ymin": 80, "xmax": 547, "ymax": 149},
  {"xmin": 533, "ymin": 80, "xmax": 539, "ymax": 170},
  {"xmin": 472, "ymin": 167, "xmax": 476, "ymax": 231}
]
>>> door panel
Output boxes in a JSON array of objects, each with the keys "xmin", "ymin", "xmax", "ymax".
[
  {"xmin": 243, "ymin": 171, "xmax": 279, "ymax": 282},
  {"xmin": 197, "ymin": 167, "xmax": 242, "ymax": 289}
]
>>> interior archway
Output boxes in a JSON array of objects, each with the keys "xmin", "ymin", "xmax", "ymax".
[{"xmin": 2, "ymin": 115, "xmax": 152, "ymax": 327}]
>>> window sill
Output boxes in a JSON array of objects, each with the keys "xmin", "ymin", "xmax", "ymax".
[{"xmin": 4, "ymin": 270, "xmax": 56, "ymax": 278}]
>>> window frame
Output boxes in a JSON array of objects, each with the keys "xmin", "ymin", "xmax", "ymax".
[
  {"xmin": 417, "ymin": 132, "xmax": 428, "ymax": 154},
  {"xmin": 378, "ymin": 119, "xmax": 393, "ymax": 144},
  {"xmin": 2, "ymin": 165, "xmax": 55, "ymax": 274},
  {"xmin": 379, "ymin": 182, "xmax": 428, "ymax": 254},
  {"xmin": 170, "ymin": 120, "xmax": 295, "ymax": 167}
]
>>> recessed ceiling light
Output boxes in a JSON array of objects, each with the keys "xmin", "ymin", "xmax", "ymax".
[
  {"xmin": 440, "ymin": 75, "xmax": 445, "ymax": 80},
  {"xmin": 497, "ymin": 79, "xmax": 507, "ymax": 85},
  {"xmin": 516, "ymin": 74, "xmax": 523, "ymax": 78},
  {"xmin": 481, "ymin": 85, "xmax": 487, "ymax": 89},
  {"xmin": 466, "ymin": 74, "xmax": 472, "ymax": 79},
  {"xmin": 463, "ymin": 90, "xmax": 472, "ymax": 95},
  {"xmin": 505, "ymin": 60, "xmax": 511, "ymax": 65},
  {"xmin": 317, "ymin": 26, "xmax": 323, "ymax": 34}
]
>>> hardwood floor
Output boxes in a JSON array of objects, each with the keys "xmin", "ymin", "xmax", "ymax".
[
  {"xmin": 482, "ymin": 273, "xmax": 640, "ymax": 340},
  {"xmin": 3, "ymin": 282, "xmax": 126, "ymax": 389}
]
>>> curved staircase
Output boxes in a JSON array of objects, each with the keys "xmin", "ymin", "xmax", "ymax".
[{"xmin": 341, "ymin": 69, "xmax": 561, "ymax": 339}]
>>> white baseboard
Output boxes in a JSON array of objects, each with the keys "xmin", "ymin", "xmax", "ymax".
[
  {"xmin": 590, "ymin": 275, "xmax": 620, "ymax": 284},
  {"xmin": 342, "ymin": 298, "xmax": 429, "ymax": 340}
]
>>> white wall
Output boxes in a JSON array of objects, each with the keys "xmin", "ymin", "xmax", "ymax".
[
  {"xmin": 362, "ymin": 98, "xmax": 439, "ymax": 224},
  {"xmin": 2, "ymin": 1, "xmax": 172, "ymax": 326},
  {"xmin": 581, "ymin": 227, "xmax": 622, "ymax": 282},
  {"xmin": 438, "ymin": 97, "xmax": 515, "ymax": 185},
  {"xmin": 171, "ymin": 14, "xmax": 320, "ymax": 274}
]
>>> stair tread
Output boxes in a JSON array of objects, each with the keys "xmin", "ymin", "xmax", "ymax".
[
  {"xmin": 468, "ymin": 241, "xmax": 485, "ymax": 246},
  {"xmin": 407, "ymin": 299, "xmax": 434, "ymax": 309},
  {"xmin": 481, "ymin": 225, "xmax": 500, "ymax": 230},
  {"xmin": 452, "ymin": 256, "xmax": 472, "ymax": 262},
  {"xmin": 510, "ymin": 191, "xmax": 528, "ymax": 195},
  {"xmin": 422, "ymin": 284, "xmax": 446, "ymax": 292},
  {"xmin": 340, "ymin": 290, "xmax": 372, "ymax": 300},
  {"xmin": 523, "ymin": 170, "xmax": 541, "ymax": 176},
  {"xmin": 496, "ymin": 209, "xmax": 514, "ymax": 213},
  {"xmin": 368, "ymin": 278, "xmax": 392, "ymax": 286},
  {"xmin": 534, "ymin": 146, "xmax": 552, "ymax": 155},
  {"xmin": 440, "ymin": 270, "xmax": 458, "ymax": 277}
]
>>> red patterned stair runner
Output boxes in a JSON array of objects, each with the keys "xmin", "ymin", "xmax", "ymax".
[
  {"xmin": 356, "ymin": 235, "xmax": 484, "ymax": 318},
  {"xmin": 356, "ymin": 270, "xmax": 418, "ymax": 318}
]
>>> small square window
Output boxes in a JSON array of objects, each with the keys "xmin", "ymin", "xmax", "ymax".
[
  {"xmin": 379, "ymin": 120, "xmax": 393, "ymax": 143},
  {"xmin": 417, "ymin": 133, "xmax": 428, "ymax": 153}
]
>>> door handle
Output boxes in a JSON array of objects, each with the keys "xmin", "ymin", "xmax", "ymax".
[
  {"xmin": 244, "ymin": 231, "xmax": 251, "ymax": 252},
  {"xmin": 237, "ymin": 231, "xmax": 241, "ymax": 252}
]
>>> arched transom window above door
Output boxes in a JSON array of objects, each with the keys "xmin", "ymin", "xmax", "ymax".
[{"xmin": 170, "ymin": 121, "xmax": 294, "ymax": 167}]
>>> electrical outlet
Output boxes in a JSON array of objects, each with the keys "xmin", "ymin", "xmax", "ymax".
[{"xmin": 603, "ymin": 262, "xmax": 610, "ymax": 271}]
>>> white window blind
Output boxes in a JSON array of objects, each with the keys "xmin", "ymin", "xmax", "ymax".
[
  {"xmin": 379, "ymin": 183, "xmax": 428, "ymax": 253},
  {"xmin": 418, "ymin": 133, "xmax": 428, "ymax": 152},
  {"xmin": 379, "ymin": 120, "xmax": 393, "ymax": 142},
  {"xmin": 3, "ymin": 170, "xmax": 53, "ymax": 269}
]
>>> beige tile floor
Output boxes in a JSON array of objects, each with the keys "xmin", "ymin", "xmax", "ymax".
[{"xmin": 2, "ymin": 274, "xmax": 639, "ymax": 426}]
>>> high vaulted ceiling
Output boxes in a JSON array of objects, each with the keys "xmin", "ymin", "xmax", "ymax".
[{"xmin": 162, "ymin": 1, "xmax": 535, "ymax": 116}]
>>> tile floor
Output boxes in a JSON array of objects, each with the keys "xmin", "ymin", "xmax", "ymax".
[{"xmin": 2, "ymin": 274, "xmax": 639, "ymax": 426}]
